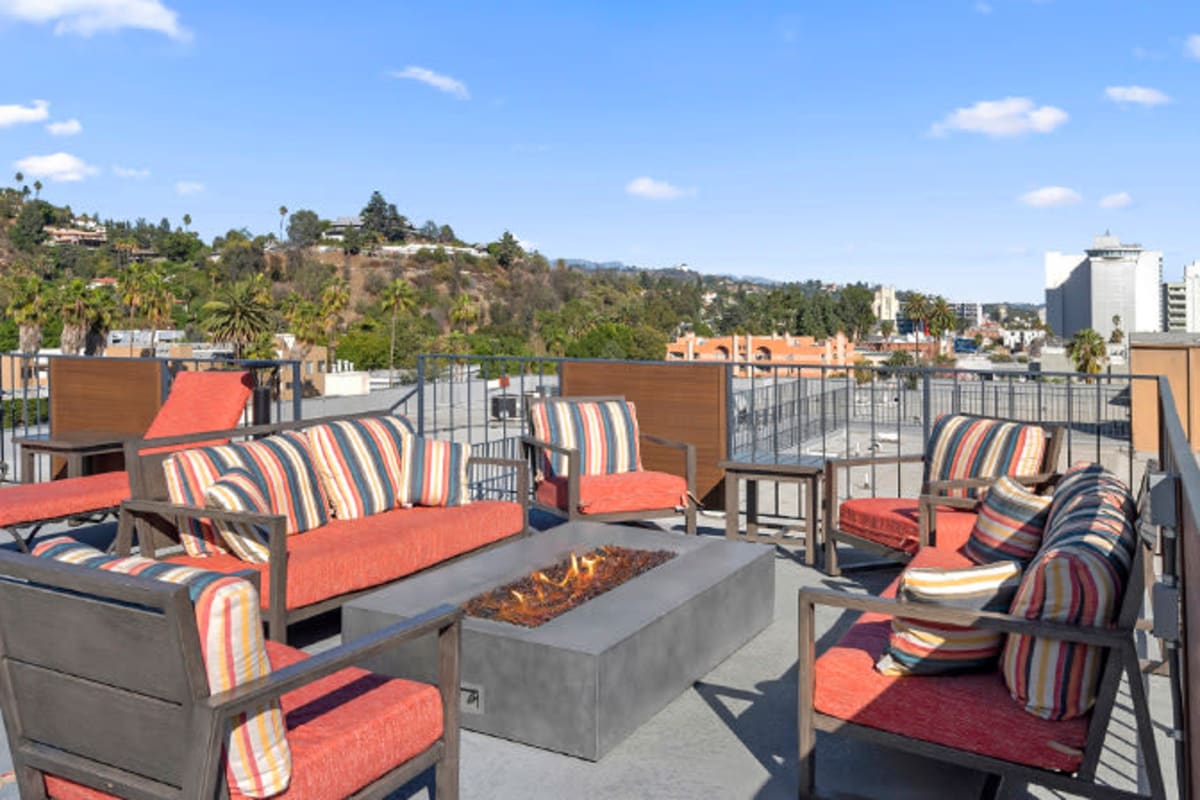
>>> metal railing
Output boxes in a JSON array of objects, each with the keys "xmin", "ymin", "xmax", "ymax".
[{"xmin": 1, "ymin": 354, "xmax": 301, "ymax": 483}]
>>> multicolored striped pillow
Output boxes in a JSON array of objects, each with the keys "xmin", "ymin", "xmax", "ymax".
[
  {"xmin": 163, "ymin": 431, "xmax": 330, "ymax": 557},
  {"xmin": 528, "ymin": 399, "xmax": 642, "ymax": 479},
  {"xmin": 32, "ymin": 537, "xmax": 291, "ymax": 797},
  {"xmin": 964, "ymin": 476, "xmax": 1052, "ymax": 565},
  {"xmin": 926, "ymin": 415, "xmax": 1048, "ymax": 499},
  {"xmin": 876, "ymin": 560, "xmax": 1023, "ymax": 677},
  {"xmin": 1002, "ymin": 465, "xmax": 1136, "ymax": 720},
  {"xmin": 305, "ymin": 415, "xmax": 415, "ymax": 519},
  {"xmin": 401, "ymin": 435, "xmax": 470, "ymax": 507},
  {"xmin": 205, "ymin": 468, "xmax": 274, "ymax": 563}
]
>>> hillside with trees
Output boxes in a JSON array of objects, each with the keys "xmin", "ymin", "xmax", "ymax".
[{"xmin": 0, "ymin": 176, "xmax": 964, "ymax": 377}]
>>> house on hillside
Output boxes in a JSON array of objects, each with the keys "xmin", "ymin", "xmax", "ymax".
[{"xmin": 324, "ymin": 216, "xmax": 363, "ymax": 241}]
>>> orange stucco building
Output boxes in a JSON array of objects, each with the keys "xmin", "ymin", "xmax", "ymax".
[{"xmin": 665, "ymin": 332, "xmax": 851, "ymax": 377}]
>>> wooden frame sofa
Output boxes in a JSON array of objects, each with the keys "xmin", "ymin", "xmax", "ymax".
[
  {"xmin": 823, "ymin": 414, "xmax": 1064, "ymax": 575},
  {"xmin": 523, "ymin": 395, "xmax": 697, "ymax": 535},
  {"xmin": 117, "ymin": 410, "xmax": 529, "ymax": 642},
  {"xmin": 798, "ymin": 462, "xmax": 1166, "ymax": 799},
  {"xmin": 0, "ymin": 544, "xmax": 462, "ymax": 799}
]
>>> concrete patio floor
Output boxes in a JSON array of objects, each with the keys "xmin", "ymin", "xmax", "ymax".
[{"xmin": 0, "ymin": 511, "xmax": 1179, "ymax": 799}]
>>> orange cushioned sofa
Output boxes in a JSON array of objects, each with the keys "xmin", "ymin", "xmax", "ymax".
[{"xmin": 118, "ymin": 410, "xmax": 528, "ymax": 642}]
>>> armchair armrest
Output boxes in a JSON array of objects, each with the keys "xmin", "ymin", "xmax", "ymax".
[
  {"xmin": 925, "ymin": 471, "xmax": 1058, "ymax": 496},
  {"xmin": 640, "ymin": 433, "xmax": 697, "ymax": 501},
  {"xmin": 521, "ymin": 436, "xmax": 581, "ymax": 512},
  {"xmin": 798, "ymin": 587, "xmax": 1128, "ymax": 649},
  {"xmin": 208, "ymin": 604, "xmax": 462, "ymax": 717}
]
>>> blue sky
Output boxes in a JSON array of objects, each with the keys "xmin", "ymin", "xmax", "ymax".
[{"xmin": 1, "ymin": 0, "xmax": 1198, "ymax": 303}]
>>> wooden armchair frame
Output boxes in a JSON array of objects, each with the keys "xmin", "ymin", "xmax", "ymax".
[
  {"xmin": 522, "ymin": 394, "xmax": 697, "ymax": 535},
  {"xmin": 119, "ymin": 411, "xmax": 530, "ymax": 642},
  {"xmin": 0, "ymin": 549, "xmax": 463, "ymax": 799},
  {"xmin": 798, "ymin": 521, "xmax": 1165, "ymax": 799},
  {"xmin": 822, "ymin": 422, "xmax": 1064, "ymax": 575}
]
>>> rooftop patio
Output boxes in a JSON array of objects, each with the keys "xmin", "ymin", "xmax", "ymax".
[{"xmin": 0, "ymin": 354, "xmax": 1191, "ymax": 799}]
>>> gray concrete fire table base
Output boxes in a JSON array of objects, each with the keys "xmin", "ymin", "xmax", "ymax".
[{"xmin": 343, "ymin": 520, "xmax": 775, "ymax": 760}]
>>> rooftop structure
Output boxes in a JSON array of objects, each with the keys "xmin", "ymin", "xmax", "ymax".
[
  {"xmin": 1045, "ymin": 232, "xmax": 1162, "ymax": 340},
  {"xmin": 666, "ymin": 332, "xmax": 851, "ymax": 376}
]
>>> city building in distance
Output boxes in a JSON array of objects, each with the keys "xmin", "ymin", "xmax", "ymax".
[
  {"xmin": 1162, "ymin": 261, "xmax": 1200, "ymax": 333},
  {"xmin": 1044, "ymin": 232, "xmax": 1162, "ymax": 340}
]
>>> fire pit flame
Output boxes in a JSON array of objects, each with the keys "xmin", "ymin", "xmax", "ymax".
[{"xmin": 464, "ymin": 545, "xmax": 674, "ymax": 628}]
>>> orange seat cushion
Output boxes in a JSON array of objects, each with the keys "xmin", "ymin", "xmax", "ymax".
[
  {"xmin": 813, "ymin": 546, "xmax": 1090, "ymax": 773},
  {"xmin": 838, "ymin": 496, "xmax": 977, "ymax": 555},
  {"xmin": 536, "ymin": 470, "xmax": 686, "ymax": 515},
  {"xmin": 167, "ymin": 501, "xmax": 524, "ymax": 610},
  {"xmin": 44, "ymin": 641, "xmax": 443, "ymax": 800},
  {"xmin": 0, "ymin": 471, "xmax": 129, "ymax": 528}
]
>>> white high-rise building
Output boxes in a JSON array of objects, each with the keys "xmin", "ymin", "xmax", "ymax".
[
  {"xmin": 1044, "ymin": 233, "xmax": 1162, "ymax": 340},
  {"xmin": 1162, "ymin": 261, "xmax": 1200, "ymax": 332},
  {"xmin": 873, "ymin": 285, "xmax": 897, "ymax": 323}
]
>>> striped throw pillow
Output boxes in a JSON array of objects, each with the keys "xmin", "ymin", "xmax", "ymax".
[
  {"xmin": 876, "ymin": 560, "xmax": 1023, "ymax": 677},
  {"xmin": 163, "ymin": 432, "xmax": 330, "ymax": 557},
  {"xmin": 528, "ymin": 399, "xmax": 642, "ymax": 479},
  {"xmin": 964, "ymin": 476, "xmax": 1052, "ymax": 565},
  {"xmin": 306, "ymin": 415, "xmax": 415, "ymax": 520},
  {"xmin": 926, "ymin": 415, "xmax": 1048, "ymax": 499},
  {"xmin": 401, "ymin": 435, "xmax": 470, "ymax": 507},
  {"xmin": 33, "ymin": 537, "xmax": 291, "ymax": 797},
  {"xmin": 1002, "ymin": 466, "xmax": 1136, "ymax": 720},
  {"xmin": 205, "ymin": 468, "xmax": 274, "ymax": 563}
]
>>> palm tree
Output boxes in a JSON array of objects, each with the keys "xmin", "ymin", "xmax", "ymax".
[
  {"xmin": 5, "ymin": 275, "xmax": 47, "ymax": 365},
  {"xmin": 57, "ymin": 278, "xmax": 94, "ymax": 356},
  {"xmin": 1110, "ymin": 314, "xmax": 1124, "ymax": 345},
  {"xmin": 280, "ymin": 292, "xmax": 323, "ymax": 364},
  {"xmin": 13, "ymin": 171, "xmax": 22, "ymax": 187},
  {"xmin": 927, "ymin": 296, "xmax": 957, "ymax": 339},
  {"xmin": 203, "ymin": 279, "xmax": 275, "ymax": 359},
  {"xmin": 450, "ymin": 292, "xmax": 478, "ymax": 333},
  {"xmin": 32, "ymin": 180, "xmax": 41, "ymax": 199},
  {"xmin": 879, "ymin": 319, "xmax": 895, "ymax": 339},
  {"xmin": 119, "ymin": 262, "xmax": 151, "ymax": 354},
  {"xmin": 319, "ymin": 278, "xmax": 350, "ymax": 370},
  {"xmin": 278, "ymin": 206, "xmax": 288, "ymax": 240},
  {"xmin": 379, "ymin": 278, "xmax": 418, "ymax": 387},
  {"xmin": 85, "ymin": 287, "xmax": 117, "ymax": 356},
  {"xmin": 141, "ymin": 268, "xmax": 176, "ymax": 347},
  {"xmin": 182, "ymin": 213, "xmax": 192, "ymax": 232},
  {"xmin": 901, "ymin": 292, "xmax": 930, "ymax": 360},
  {"xmin": 1067, "ymin": 328, "xmax": 1107, "ymax": 377}
]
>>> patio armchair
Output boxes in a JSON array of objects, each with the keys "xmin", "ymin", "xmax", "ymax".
[
  {"xmin": 823, "ymin": 414, "xmax": 1062, "ymax": 575},
  {"xmin": 0, "ymin": 542, "xmax": 462, "ymax": 799},
  {"xmin": 0, "ymin": 369, "xmax": 253, "ymax": 552},
  {"xmin": 523, "ymin": 395, "xmax": 697, "ymax": 535}
]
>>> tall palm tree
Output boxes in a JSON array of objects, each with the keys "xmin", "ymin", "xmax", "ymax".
[
  {"xmin": 32, "ymin": 180, "xmax": 41, "ymax": 199},
  {"xmin": 203, "ymin": 279, "xmax": 275, "ymax": 359},
  {"xmin": 901, "ymin": 292, "xmax": 930, "ymax": 361},
  {"xmin": 1067, "ymin": 328, "xmax": 1107, "ymax": 377},
  {"xmin": 278, "ymin": 205, "xmax": 288, "ymax": 240},
  {"xmin": 927, "ymin": 296, "xmax": 957, "ymax": 339},
  {"xmin": 182, "ymin": 213, "xmax": 192, "ymax": 232},
  {"xmin": 879, "ymin": 319, "xmax": 895, "ymax": 339},
  {"xmin": 85, "ymin": 287, "xmax": 117, "ymax": 356},
  {"xmin": 141, "ymin": 268, "xmax": 176, "ymax": 348},
  {"xmin": 281, "ymin": 292, "xmax": 323, "ymax": 364},
  {"xmin": 119, "ymin": 262, "xmax": 151, "ymax": 354},
  {"xmin": 13, "ymin": 171, "xmax": 22, "ymax": 187},
  {"xmin": 57, "ymin": 278, "xmax": 94, "ymax": 356},
  {"xmin": 6, "ymin": 275, "xmax": 46, "ymax": 358},
  {"xmin": 319, "ymin": 278, "xmax": 350, "ymax": 370},
  {"xmin": 379, "ymin": 277, "xmax": 418, "ymax": 387}
]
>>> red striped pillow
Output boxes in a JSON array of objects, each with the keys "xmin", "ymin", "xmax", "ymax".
[
  {"xmin": 926, "ymin": 415, "xmax": 1048, "ymax": 499},
  {"xmin": 400, "ymin": 436, "xmax": 470, "ymax": 507},
  {"xmin": 33, "ymin": 537, "xmax": 291, "ymax": 797},
  {"xmin": 528, "ymin": 400, "xmax": 642, "ymax": 479},
  {"xmin": 964, "ymin": 476, "xmax": 1052, "ymax": 565},
  {"xmin": 877, "ymin": 561, "xmax": 1023, "ymax": 677},
  {"xmin": 306, "ymin": 415, "xmax": 414, "ymax": 519},
  {"xmin": 205, "ymin": 468, "xmax": 274, "ymax": 563}
]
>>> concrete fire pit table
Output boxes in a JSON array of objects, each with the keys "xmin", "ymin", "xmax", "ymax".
[{"xmin": 343, "ymin": 520, "xmax": 775, "ymax": 760}]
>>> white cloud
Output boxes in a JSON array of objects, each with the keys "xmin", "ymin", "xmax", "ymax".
[
  {"xmin": 1105, "ymin": 86, "xmax": 1170, "ymax": 106},
  {"xmin": 625, "ymin": 176, "xmax": 693, "ymax": 200},
  {"xmin": 0, "ymin": 0, "xmax": 189, "ymax": 40},
  {"xmin": 1019, "ymin": 186, "xmax": 1082, "ymax": 208},
  {"xmin": 390, "ymin": 66, "xmax": 469, "ymax": 99},
  {"xmin": 1100, "ymin": 192, "xmax": 1133, "ymax": 209},
  {"xmin": 974, "ymin": 2, "xmax": 992, "ymax": 14},
  {"xmin": 174, "ymin": 180, "xmax": 204, "ymax": 195},
  {"xmin": 112, "ymin": 164, "xmax": 149, "ymax": 179},
  {"xmin": 13, "ymin": 152, "xmax": 98, "ymax": 182},
  {"xmin": 930, "ymin": 97, "xmax": 1068, "ymax": 138},
  {"xmin": 45, "ymin": 118, "xmax": 82, "ymax": 136},
  {"xmin": 0, "ymin": 99, "xmax": 49, "ymax": 128},
  {"xmin": 1186, "ymin": 34, "xmax": 1200, "ymax": 60}
]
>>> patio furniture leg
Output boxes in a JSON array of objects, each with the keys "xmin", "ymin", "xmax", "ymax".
[
  {"xmin": 725, "ymin": 472, "xmax": 739, "ymax": 540},
  {"xmin": 823, "ymin": 467, "xmax": 840, "ymax": 576},
  {"xmin": 685, "ymin": 499, "xmax": 697, "ymax": 537},
  {"xmin": 747, "ymin": 480, "xmax": 758, "ymax": 536},
  {"xmin": 798, "ymin": 592, "xmax": 817, "ymax": 799},
  {"xmin": 436, "ymin": 615, "xmax": 462, "ymax": 799},
  {"xmin": 979, "ymin": 773, "xmax": 1004, "ymax": 799},
  {"xmin": 806, "ymin": 474, "xmax": 818, "ymax": 567}
]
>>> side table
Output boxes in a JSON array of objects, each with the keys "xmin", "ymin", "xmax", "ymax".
[
  {"xmin": 13, "ymin": 431, "xmax": 130, "ymax": 483},
  {"xmin": 720, "ymin": 453, "xmax": 826, "ymax": 566}
]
